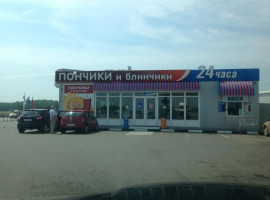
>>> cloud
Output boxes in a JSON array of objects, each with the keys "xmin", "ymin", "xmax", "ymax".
[
  {"xmin": 0, "ymin": 10, "xmax": 48, "ymax": 24},
  {"xmin": 129, "ymin": 18, "xmax": 191, "ymax": 44},
  {"xmin": 0, "ymin": 73, "xmax": 54, "ymax": 80},
  {"xmin": 137, "ymin": 0, "xmax": 195, "ymax": 18}
]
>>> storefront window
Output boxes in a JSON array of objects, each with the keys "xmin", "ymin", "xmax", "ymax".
[
  {"xmin": 122, "ymin": 97, "xmax": 133, "ymax": 119},
  {"xmin": 109, "ymin": 92, "xmax": 120, "ymax": 96},
  {"xmin": 109, "ymin": 97, "xmax": 120, "ymax": 119},
  {"xmin": 158, "ymin": 92, "xmax": 170, "ymax": 96},
  {"xmin": 96, "ymin": 92, "xmax": 107, "ymax": 96},
  {"xmin": 122, "ymin": 92, "xmax": 133, "ymax": 96},
  {"xmin": 186, "ymin": 97, "xmax": 198, "ymax": 120},
  {"xmin": 228, "ymin": 102, "xmax": 242, "ymax": 116},
  {"xmin": 144, "ymin": 92, "xmax": 156, "ymax": 96},
  {"xmin": 172, "ymin": 92, "xmax": 184, "ymax": 96},
  {"xmin": 135, "ymin": 92, "xmax": 145, "ymax": 96},
  {"xmin": 96, "ymin": 97, "xmax": 107, "ymax": 118},
  {"xmin": 186, "ymin": 92, "xmax": 198, "ymax": 96},
  {"xmin": 172, "ymin": 97, "xmax": 184, "ymax": 120},
  {"xmin": 158, "ymin": 97, "xmax": 170, "ymax": 119}
]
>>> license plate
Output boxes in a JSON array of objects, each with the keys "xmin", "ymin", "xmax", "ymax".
[
  {"xmin": 67, "ymin": 124, "xmax": 75, "ymax": 127},
  {"xmin": 24, "ymin": 119, "xmax": 32, "ymax": 122}
]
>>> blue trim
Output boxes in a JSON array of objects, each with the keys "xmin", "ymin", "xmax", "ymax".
[{"xmin": 184, "ymin": 68, "xmax": 259, "ymax": 82}]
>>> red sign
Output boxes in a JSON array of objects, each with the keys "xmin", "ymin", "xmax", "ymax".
[
  {"xmin": 56, "ymin": 70, "xmax": 191, "ymax": 83},
  {"xmin": 64, "ymin": 85, "xmax": 93, "ymax": 93}
]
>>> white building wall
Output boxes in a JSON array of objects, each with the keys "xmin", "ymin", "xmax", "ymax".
[{"xmin": 259, "ymin": 91, "xmax": 270, "ymax": 103}]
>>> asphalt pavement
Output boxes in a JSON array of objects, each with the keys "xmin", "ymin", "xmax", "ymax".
[{"xmin": 0, "ymin": 121, "xmax": 270, "ymax": 199}]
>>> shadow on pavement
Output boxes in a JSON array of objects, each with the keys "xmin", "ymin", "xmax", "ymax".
[{"xmin": 20, "ymin": 130, "xmax": 101, "ymax": 135}]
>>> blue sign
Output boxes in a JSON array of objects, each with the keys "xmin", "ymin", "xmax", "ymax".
[
  {"xmin": 218, "ymin": 102, "xmax": 226, "ymax": 112},
  {"xmin": 136, "ymin": 102, "xmax": 143, "ymax": 110},
  {"xmin": 184, "ymin": 67, "xmax": 259, "ymax": 82},
  {"xmin": 143, "ymin": 92, "xmax": 156, "ymax": 96},
  {"xmin": 228, "ymin": 97, "xmax": 243, "ymax": 101}
]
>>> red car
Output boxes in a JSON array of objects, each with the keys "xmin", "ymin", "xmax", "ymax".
[{"xmin": 60, "ymin": 110, "xmax": 98, "ymax": 134}]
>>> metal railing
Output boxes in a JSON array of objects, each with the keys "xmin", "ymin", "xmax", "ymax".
[{"xmin": 0, "ymin": 117, "xmax": 18, "ymax": 122}]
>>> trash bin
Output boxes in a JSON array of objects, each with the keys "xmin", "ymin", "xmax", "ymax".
[
  {"xmin": 161, "ymin": 118, "xmax": 166, "ymax": 129},
  {"xmin": 123, "ymin": 118, "xmax": 129, "ymax": 129}
]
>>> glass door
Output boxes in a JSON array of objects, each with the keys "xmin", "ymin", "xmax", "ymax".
[
  {"xmin": 135, "ymin": 98, "xmax": 144, "ymax": 119},
  {"xmin": 147, "ymin": 98, "xmax": 156, "ymax": 119},
  {"xmin": 135, "ymin": 97, "xmax": 157, "ymax": 126}
]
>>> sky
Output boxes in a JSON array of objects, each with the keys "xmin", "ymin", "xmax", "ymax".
[{"xmin": 0, "ymin": 0, "xmax": 269, "ymax": 102}]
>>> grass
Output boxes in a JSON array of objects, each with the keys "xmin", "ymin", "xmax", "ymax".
[{"xmin": 0, "ymin": 111, "xmax": 11, "ymax": 117}]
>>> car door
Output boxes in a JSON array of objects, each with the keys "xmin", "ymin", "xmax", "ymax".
[
  {"xmin": 42, "ymin": 111, "xmax": 49, "ymax": 127},
  {"xmin": 87, "ymin": 112, "xmax": 95, "ymax": 129},
  {"xmin": 83, "ymin": 112, "xmax": 90, "ymax": 128}
]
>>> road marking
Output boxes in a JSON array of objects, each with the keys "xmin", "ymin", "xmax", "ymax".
[
  {"xmin": 126, "ymin": 132, "xmax": 153, "ymax": 136},
  {"xmin": 220, "ymin": 134, "xmax": 230, "ymax": 139},
  {"xmin": 185, "ymin": 133, "xmax": 189, "ymax": 137}
]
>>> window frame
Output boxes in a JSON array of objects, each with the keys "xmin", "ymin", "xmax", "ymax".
[
  {"xmin": 109, "ymin": 96, "xmax": 120, "ymax": 119},
  {"xmin": 226, "ymin": 101, "xmax": 244, "ymax": 117}
]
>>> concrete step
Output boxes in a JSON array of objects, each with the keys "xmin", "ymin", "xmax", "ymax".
[
  {"xmin": 130, "ymin": 126, "xmax": 160, "ymax": 131},
  {"xmin": 161, "ymin": 129, "xmax": 175, "ymax": 132}
]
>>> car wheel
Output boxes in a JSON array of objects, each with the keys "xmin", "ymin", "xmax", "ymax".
[
  {"xmin": 60, "ymin": 129, "xmax": 66, "ymax": 134},
  {"xmin": 95, "ymin": 123, "xmax": 98, "ymax": 131},
  {"xmin": 18, "ymin": 129, "xmax": 25, "ymax": 133},
  {"xmin": 264, "ymin": 126, "xmax": 269, "ymax": 136}
]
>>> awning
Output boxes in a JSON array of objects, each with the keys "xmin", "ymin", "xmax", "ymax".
[
  {"xmin": 219, "ymin": 81, "xmax": 254, "ymax": 96},
  {"xmin": 93, "ymin": 82, "xmax": 200, "ymax": 91}
]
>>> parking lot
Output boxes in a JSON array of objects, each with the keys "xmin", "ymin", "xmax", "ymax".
[{"xmin": 0, "ymin": 121, "xmax": 270, "ymax": 199}]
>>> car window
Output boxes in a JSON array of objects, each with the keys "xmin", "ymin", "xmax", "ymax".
[
  {"xmin": 84, "ymin": 112, "xmax": 90, "ymax": 118},
  {"xmin": 64, "ymin": 112, "xmax": 82, "ymax": 117},
  {"xmin": 89, "ymin": 113, "xmax": 95, "ymax": 119},
  {"xmin": 43, "ymin": 111, "xmax": 49, "ymax": 118},
  {"xmin": 58, "ymin": 112, "xmax": 66, "ymax": 117},
  {"xmin": 21, "ymin": 111, "xmax": 39, "ymax": 116}
]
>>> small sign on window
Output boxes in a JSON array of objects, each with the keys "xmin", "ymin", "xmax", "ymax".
[
  {"xmin": 228, "ymin": 97, "xmax": 243, "ymax": 101},
  {"xmin": 218, "ymin": 102, "xmax": 226, "ymax": 112}
]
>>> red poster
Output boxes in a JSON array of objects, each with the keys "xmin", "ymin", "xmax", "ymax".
[{"xmin": 63, "ymin": 85, "xmax": 94, "ymax": 111}]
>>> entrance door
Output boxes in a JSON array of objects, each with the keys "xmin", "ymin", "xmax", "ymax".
[
  {"xmin": 135, "ymin": 98, "xmax": 144, "ymax": 119},
  {"xmin": 147, "ymin": 98, "xmax": 155, "ymax": 119},
  {"xmin": 135, "ymin": 97, "xmax": 157, "ymax": 126}
]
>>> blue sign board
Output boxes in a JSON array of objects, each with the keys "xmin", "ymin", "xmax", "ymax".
[
  {"xmin": 184, "ymin": 67, "xmax": 259, "ymax": 82},
  {"xmin": 228, "ymin": 97, "xmax": 243, "ymax": 101},
  {"xmin": 218, "ymin": 102, "xmax": 226, "ymax": 112}
]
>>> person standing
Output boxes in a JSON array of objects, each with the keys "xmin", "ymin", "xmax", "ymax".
[{"xmin": 49, "ymin": 106, "xmax": 57, "ymax": 134}]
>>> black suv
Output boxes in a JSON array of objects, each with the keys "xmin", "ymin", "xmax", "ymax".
[{"xmin": 17, "ymin": 109, "xmax": 50, "ymax": 133}]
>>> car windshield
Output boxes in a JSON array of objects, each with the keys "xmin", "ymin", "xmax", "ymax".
[
  {"xmin": 21, "ymin": 111, "xmax": 39, "ymax": 116},
  {"xmin": 64, "ymin": 112, "xmax": 82, "ymax": 117}
]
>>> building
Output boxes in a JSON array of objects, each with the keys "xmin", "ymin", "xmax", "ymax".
[
  {"xmin": 259, "ymin": 90, "xmax": 270, "ymax": 132},
  {"xmin": 55, "ymin": 67, "xmax": 260, "ymax": 132},
  {"xmin": 259, "ymin": 90, "xmax": 270, "ymax": 103}
]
